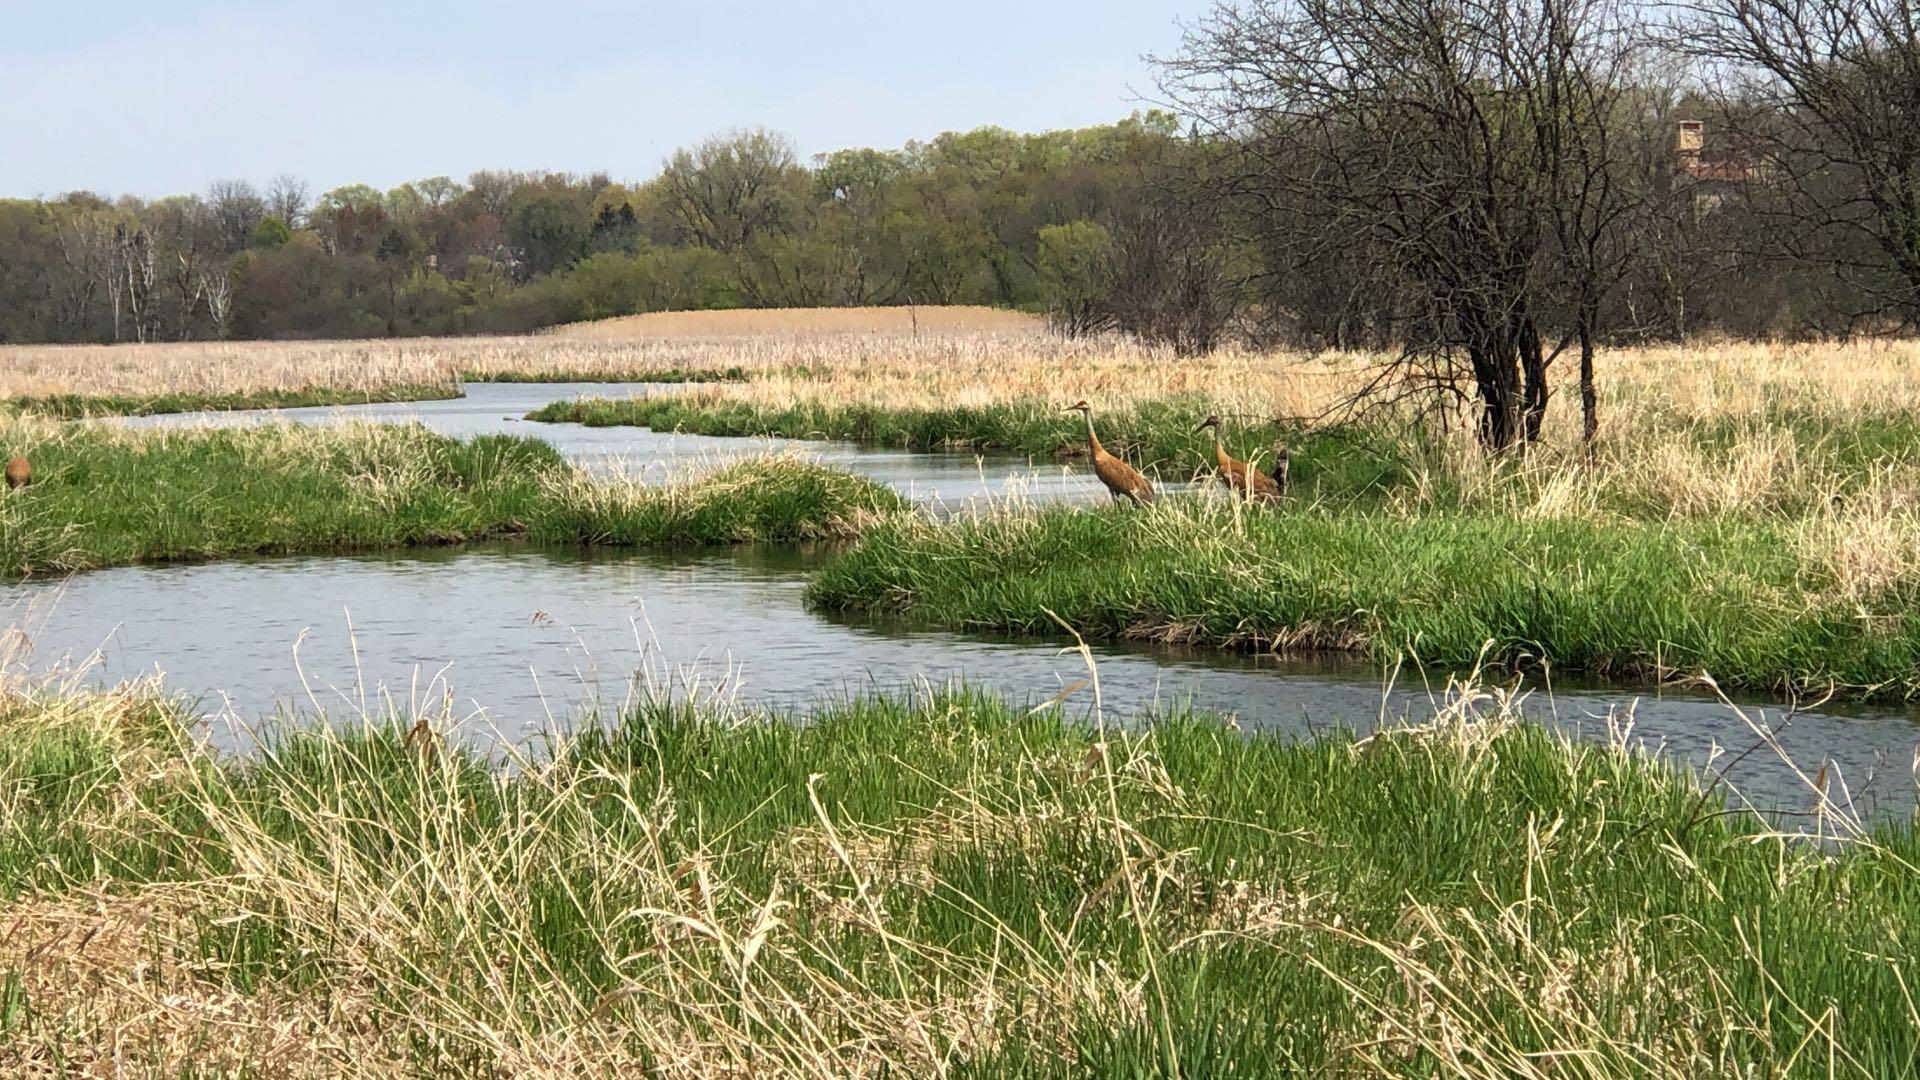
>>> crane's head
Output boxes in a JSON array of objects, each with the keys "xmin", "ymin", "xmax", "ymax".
[
  {"xmin": 1193, "ymin": 414, "xmax": 1222, "ymax": 434},
  {"xmin": 1064, "ymin": 400, "xmax": 1091, "ymax": 414}
]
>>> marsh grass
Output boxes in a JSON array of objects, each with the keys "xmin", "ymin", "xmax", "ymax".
[
  {"xmin": 546, "ymin": 304, "xmax": 1047, "ymax": 338},
  {"xmin": 462, "ymin": 365, "xmax": 749, "ymax": 385},
  {"xmin": 808, "ymin": 496, "xmax": 1920, "ymax": 700},
  {"xmin": 2, "ymin": 383, "xmax": 463, "ymax": 419},
  {"xmin": 0, "ymin": 311, "xmax": 1060, "ymax": 411},
  {"xmin": 511, "ymin": 336, "xmax": 1920, "ymax": 514},
  {"xmin": 530, "ymin": 394, "xmax": 1415, "ymax": 500},
  {"xmin": 531, "ymin": 392, "xmax": 1233, "ymax": 461},
  {"xmin": 0, "ymin": 414, "xmax": 904, "ymax": 577},
  {"xmin": 0, "ymin": 673, "xmax": 1913, "ymax": 1076},
  {"xmin": 552, "ymin": 389, "xmax": 1920, "ymax": 521}
]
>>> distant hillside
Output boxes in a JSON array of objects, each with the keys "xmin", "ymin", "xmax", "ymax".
[{"xmin": 545, "ymin": 306, "xmax": 1047, "ymax": 339}]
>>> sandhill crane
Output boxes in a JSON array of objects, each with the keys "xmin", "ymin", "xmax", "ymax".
[
  {"xmin": 1065, "ymin": 401, "xmax": 1154, "ymax": 505},
  {"xmin": 1195, "ymin": 415, "xmax": 1286, "ymax": 503},
  {"xmin": 5, "ymin": 457, "xmax": 29, "ymax": 490}
]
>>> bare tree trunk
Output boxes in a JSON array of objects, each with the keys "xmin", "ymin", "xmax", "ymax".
[
  {"xmin": 1578, "ymin": 310, "xmax": 1598, "ymax": 463},
  {"xmin": 55, "ymin": 217, "xmax": 107, "ymax": 341},
  {"xmin": 201, "ymin": 268, "xmax": 233, "ymax": 340},
  {"xmin": 1517, "ymin": 315, "xmax": 1549, "ymax": 444},
  {"xmin": 174, "ymin": 252, "xmax": 207, "ymax": 340}
]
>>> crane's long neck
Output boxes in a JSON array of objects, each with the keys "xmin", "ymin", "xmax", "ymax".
[
  {"xmin": 1082, "ymin": 410, "xmax": 1102, "ymax": 454},
  {"xmin": 1211, "ymin": 431, "xmax": 1231, "ymax": 471}
]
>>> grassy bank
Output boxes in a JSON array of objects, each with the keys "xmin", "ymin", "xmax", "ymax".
[
  {"xmin": 528, "ymin": 392, "xmax": 1356, "ymax": 482},
  {"xmin": 0, "ymin": 416, "xmax": 903, "ymax": 576},
  {"xmin": 525, "ymin": 393, "xmax": 1214, "ymax": 461},
  {"xmin": 0, "ymin": 681, "xmax": 1911, "ymax": 1075},
  {"xmin": 4, "ymin": 383, "xmax": 463, "ymax": 419},
  {"xmin": 809, "ymin": 499, "xmax": 1920, "ymax": 700},
  {"xmin": 460, "ymin": 366, "xmax": 749, "ymax": 384},
  {"xmin": 5, "ymin": 371, "xmax": 739, "ymax": 419}
]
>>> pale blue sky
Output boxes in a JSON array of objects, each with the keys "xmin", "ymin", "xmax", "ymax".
[{"xmin": 1, "ymin": 0, "xmax": 1201, "ymax": 199}]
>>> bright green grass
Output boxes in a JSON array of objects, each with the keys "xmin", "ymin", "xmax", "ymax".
[
  {"xmin": 0, "ymin": 419, "xmax": 904, "ymax": 576},
  {"xmin": 525, "ymin": 393, "xmax": 1412, "ymax": 493},
  {"xmin": 2, "ymin": 373, "xmax": 738, "ymax": 420},
  {"xmin": 1, "ymin": 686, "xmax": 1914, "ymax": 1074},
  {"xmin": 522, "ymin": 392, "xmax": 1197, "ymax": 458},
  {"xmin": 3, "ymin": 383, "xmax": 463, "ymax": 419},
  {"xmin": 808, "ymin": 498, "xmax": 1920, "ymax": 700}
]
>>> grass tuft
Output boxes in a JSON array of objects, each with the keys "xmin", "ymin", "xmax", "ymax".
[
  {"xmin": 4, "ymin": 384, "xmax": 462, "ymax": 419},
  {"xmin": 0, "ymin": 678, "xmax": 1912, "ymax": 1075},
  {"xmin": 808, "ymin": 497, "xmax": 1920, "ymax": 700},
  {"xmin": 0, "ymin": 414, "xmax": 904, "ymax": 577}
]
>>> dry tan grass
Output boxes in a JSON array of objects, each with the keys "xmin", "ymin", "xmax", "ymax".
[
  {"xmin": 1595, "ymin": 337, "xmax": 1920, "ymax": 420},
  {"xmin": 12, "ymin": 314, "xmax": 1917, "ymax": 433},
  {"xmin": 547, "ymin": 305, "xmax": 1047, "ymax": 339},
  {"xmin": 0, "ymin": 336, "xmax": 789, "ymax": 400},
  {"xmin": 0, "ymin": 887, "xmax": 403, "ymax": 1078},
  {"xmin": 609, "ymin": 334, "xmax": 1369, "ymax": 423},
  {"xmin": 630, "ymin": 335, "xmax": 1920, "ymax": 437},
  {"xmin": 0, "ymin": 339, "xmax": 461, "ymax": 400},
  {"xmin": 0, "ymin": 310, "xmax": 1040, "ymax": 399}
]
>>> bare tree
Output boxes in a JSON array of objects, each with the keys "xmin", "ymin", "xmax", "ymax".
[
  {"xmin": 1102, "ymin": 185, "xmax": 1243, "ymax": 355},
  {"xmin": 467, "ymin": 170, "xmax": 527, "ymax": 219},
  {"xmin": 1683, "ymin": 0, "xmax": 1920, "ymax": 326},
  {"xmin": 201, "ymin": 265, "xmax": 234, "ymax": 339},
  {"xmin": 207, "ymin": 179, "xmax": 267, "ymax": 252},
  {"xmin": 1162, "ymin": 0, "xmax": 1650, "ymax": 449},
  {"xmin": 115, "ymin": 224, "xmax": 160, "ymax": 343},
  {"xmin": 1542, "ymin": 8, "xmax": 1658, "ymax": 454},
  {"xmin": 153, "ymin": 198, "xmax": 217, "ymax": 339},
  {"xmin": 55, "ymin": 212, "xmax": 115, "ymax": 339},
  {"xmin": 266, "ymin": 174, "xmax": 311, "ymax": 228}
]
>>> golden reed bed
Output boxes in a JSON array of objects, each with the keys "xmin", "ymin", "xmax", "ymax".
[
  {"xmin": 4, "ymin": 307, "xmax": 1919, "ymax": 437},
  {"xmin": 544, "ymin": 304, "xmax": 1045, "ymax": 339}
]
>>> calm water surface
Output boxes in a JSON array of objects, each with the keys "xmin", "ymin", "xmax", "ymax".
[
  {"xmin": 42, "ymin": 384, "xmax": 1915, "ymax": 820},
  {"xmin": 7, "ymin": 545, "xmax": 1916, "ymax": 821}
]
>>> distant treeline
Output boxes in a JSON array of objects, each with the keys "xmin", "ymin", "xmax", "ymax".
[
  {"xmin": 0, "ymin": 117, "xmax": 1197, "ymax": 344},
  {"xmin": 0, "ymin": 109, "xmax": 1843, "ymax": 352}
]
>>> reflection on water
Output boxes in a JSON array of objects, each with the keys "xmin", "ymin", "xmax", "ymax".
[
  {"xmin": 116, "ymin": 382, "xmax": 1204, "ymax": 508},
  {"xmin": 6, "ymin": 544, "xmax": 1916, "ymax": 820}
]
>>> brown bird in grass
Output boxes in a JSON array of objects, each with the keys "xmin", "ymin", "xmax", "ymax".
[
  {"xmin": 1195, "ymin": 415, "xmax": 1287, "ymax": 503},
  {"xmin": 4, "ymin": 457, "xmax": 29, "ymax": 490},
  {"xmin": 1065, "ymin": 400, "xmax": 1155, "ymax": 505}
]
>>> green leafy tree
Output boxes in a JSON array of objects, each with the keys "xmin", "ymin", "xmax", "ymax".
[
  {"xmin": 507, "ymin": 191, "xmax": 591, "ymax": 277},
  {"xmin": 1036, "ymin": 221, "xmax": 1115, "ymax": 336},
  {"xmin": 375, "ymin": 225, "xmax": 418, "ymax": 335},
  {"xmin": 655, "ymin": 129, "xmax": 805, "ymax": 256},
  {"xmin": 251, "ymin": 216, "xmax": 293, "ymax": 249}
]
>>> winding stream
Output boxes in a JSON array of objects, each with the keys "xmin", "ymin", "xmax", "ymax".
[
  {"xmin": 6, "ymin": 384, "xmax": 1912, "ymax": 820},
  {"xmin": 117, "ymin": 382, "xmax": 1191, "ymax": 507}
]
